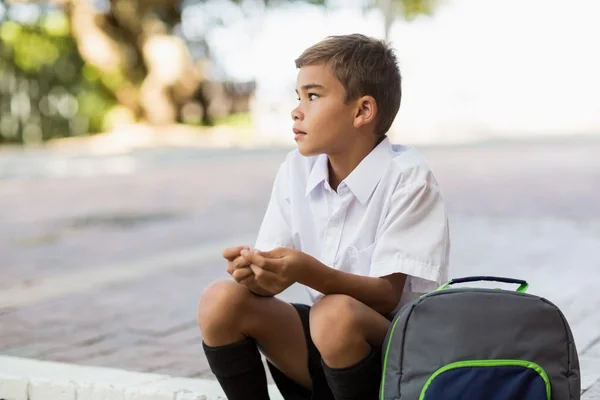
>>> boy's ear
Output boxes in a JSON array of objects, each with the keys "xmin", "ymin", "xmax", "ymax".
[{"xmin": 353, "ymin": 95, "xmax": 377, "ymax": 129}]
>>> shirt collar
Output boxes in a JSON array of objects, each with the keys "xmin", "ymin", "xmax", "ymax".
[{"xmin": 305, "ymin": 137, "xmax": 395, "ymax": 204}]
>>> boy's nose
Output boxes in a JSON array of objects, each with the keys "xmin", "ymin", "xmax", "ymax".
[{"xmin": 291, "ymin": 107, "xmax": 303, "ymax": 121}]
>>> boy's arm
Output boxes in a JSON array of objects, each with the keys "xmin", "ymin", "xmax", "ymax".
[
  {"xmin": 300, "ymin": 259, "xmax": 407, "ymax": 315},
  {"xmin": 240, "ymin": 247, "xmax": 405, "ymax": 314}
]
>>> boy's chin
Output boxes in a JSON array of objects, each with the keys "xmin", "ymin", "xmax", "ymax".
[{"xmin": 296, "ymin": 143, "xmax": 321, "ymax": 157}]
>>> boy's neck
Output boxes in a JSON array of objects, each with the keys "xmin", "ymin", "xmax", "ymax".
[{"xmin": 326, "ymin": 136, "xmax": 380, "ymax": 191}]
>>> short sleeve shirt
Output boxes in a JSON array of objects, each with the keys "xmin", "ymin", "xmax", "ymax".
[{"xmin": 254, "ymin": 137, "xmax": 450, "ymax": 313}]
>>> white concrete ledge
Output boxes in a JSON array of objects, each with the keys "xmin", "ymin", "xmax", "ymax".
[
  {"xmin": 0, "ymin": 356, "xmax": 283, "ymax": 400},
  {"xmin": 2, "ymin": 355, "xmax": 599, "ymax": 399}
]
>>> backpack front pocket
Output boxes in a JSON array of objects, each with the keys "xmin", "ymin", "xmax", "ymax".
[{"xmin": 419, "ymin": 360, "xmax": 551, "ymax": 400}]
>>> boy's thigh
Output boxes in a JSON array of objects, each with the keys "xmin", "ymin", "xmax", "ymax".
[
  {"xmin": 264, "ymin": 303, "xmax": 335, "ymax": 400},
  {"xmin": 250, "ymin": 298, "xmax": 312, "ymax": 391}
]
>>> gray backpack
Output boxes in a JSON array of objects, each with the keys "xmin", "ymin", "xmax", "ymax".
[{"xmin": 380, "ymin": 276, "xmax": 581, "ymax": 400}]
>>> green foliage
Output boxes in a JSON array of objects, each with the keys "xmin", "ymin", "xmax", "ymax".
[
  {"xmin": 0, "ymin": 11, "xmax": 116, "ymax": 145},
  {"xmin": 300, "ymin": 0, "xmax": 326, "ymax": 5},
  {"xmin": 0, "ymin": 0, "xmax": 440, "ymax": 145},
  {"xmin": 213, "ymin": 112, "xmax": 252, "ymax": 129},
  {"xmin": 396, "ymin": 0, "xmax": 438, "ymax": 20}
]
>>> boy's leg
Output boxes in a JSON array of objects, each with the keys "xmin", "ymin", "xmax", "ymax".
[
  {"xmin": 197, "ymin": 279, "xmax": 312, "ymax": 399},
  {"xmin": 309, "ymin": 294, "xmax": 392, "ymax": 400},
  {"xmin": 266, "ymin": 303, "xmax": 335, "ymax": 400}
]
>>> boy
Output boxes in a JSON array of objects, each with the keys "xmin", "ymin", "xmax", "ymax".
[{"xmin": 197, "ymin": 33, "xmax": 449, "ymax": 400}]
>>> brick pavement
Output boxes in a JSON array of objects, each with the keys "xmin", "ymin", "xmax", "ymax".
[
  {"xmin": 1, "ymin": 138, "xmax": 600, "ymax": 394},
  {"xmin": 0, "ymin": 150, "xmax": 283, "ymax": 291}
]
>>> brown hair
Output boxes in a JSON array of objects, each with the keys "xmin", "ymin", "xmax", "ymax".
[{"xmin": 295, "ymin": 33, "xmax": 402, "ymax": 137}]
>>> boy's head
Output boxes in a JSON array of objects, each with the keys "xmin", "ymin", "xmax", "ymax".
[{"xmin": 292, "ymin": 34, "xmax": 402, "ymax": 156}]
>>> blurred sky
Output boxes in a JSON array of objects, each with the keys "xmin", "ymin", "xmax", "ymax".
[{"xmin": 184, "ymin": 0, "xmax": 600, "ymax": 144}]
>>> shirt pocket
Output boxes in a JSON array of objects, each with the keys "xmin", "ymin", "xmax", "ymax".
[{"xmin": 345, "ymin": 242, "xmax": 376, "ymax": 275}]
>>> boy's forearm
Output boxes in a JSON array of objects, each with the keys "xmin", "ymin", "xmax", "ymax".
[{"xmin": 299, "ymin": 257, "xmax": 401, "ymax": 315}]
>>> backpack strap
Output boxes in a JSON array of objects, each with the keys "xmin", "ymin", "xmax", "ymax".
[{"xmin": 437, "ymin": 276, "xmax": 529, "ymax": 293}]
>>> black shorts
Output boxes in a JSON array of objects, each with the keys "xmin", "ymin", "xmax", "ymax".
[{"xmin": 265, "ymin": 303, "xmax": 382, "ymax": 400}]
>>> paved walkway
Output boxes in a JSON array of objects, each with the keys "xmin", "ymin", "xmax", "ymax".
[{"xmin": 1, "ymin": 137, "xmax": 599, "ymax": 396}]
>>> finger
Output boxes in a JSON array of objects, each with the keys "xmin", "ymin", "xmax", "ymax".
[
  {"xmin": 232, "ymin": 255, "xmax": 251, "ymax": 270},
  {"xmin": 226, "ymin": 261, "xmax": 237, "ymax": 275},
  {"xmin": 243, "ymin": 250, "xmax": 284, "ymax": 273},
  {"xmin": 249, "ymin": 264, "xmax": 264, "ymax": 278},
  {"xmin": 223, "ymin": 245, "xmax": 249, "ymax": 261},
  {"xmin": 250, "ymin": 264, "xmax": 279, "ymax": 283},
  {"xmin": 232, "ymin": 267, "xmax": 253, "ymax": 282},
  {"xmin": 226, "ymin": 256, "xmax": 249, "ymax": 275},
  {"xmin": 256, "ymin": 247, "xmax": 286, "ymax": 259},
  {"xmin": 241, "ymin": 249, "xmax": 270, "ymax": 268},
  {"xmin": 223, "ymin": 245, "xmax": 250, "ymax": 261}
]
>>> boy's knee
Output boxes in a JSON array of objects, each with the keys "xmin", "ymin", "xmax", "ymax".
[
  {"xmin": 310, "ymin": 295, "xmax": 362, "ymax": 354},
  {"xmin": 197, "ymin": 279, "xmax": 250, "ymax": 331}
]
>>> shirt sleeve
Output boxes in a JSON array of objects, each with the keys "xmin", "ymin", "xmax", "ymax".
[
  {"xmin": 369, "ymin": 178, "xmax": 450, "ymax": 294},
  {"xmin": 253, "ymin": 155, "xmax": 295, "ymax": 252}
]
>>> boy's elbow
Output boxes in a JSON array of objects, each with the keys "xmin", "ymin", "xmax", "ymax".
[
  {"xmin": 377, "ymin": 274, "xmax": 406, "ymax": 314},
  {"xmin": 371, "ymin": 286, "xmax": 402, "ymax": 315},
  {"xmin": 378, "ymin": 294, "xmax": 401, "ymax": 316}
]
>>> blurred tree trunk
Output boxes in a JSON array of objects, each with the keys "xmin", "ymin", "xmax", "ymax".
[
  {"xmin": 378, "ymin": 0, "xmax": 394, "ymax": 42},
  {"xmin": 65, "ymin": 0, "xmax": 210, "ymax": 126}
]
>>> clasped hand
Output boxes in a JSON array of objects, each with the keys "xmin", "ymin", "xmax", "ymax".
[{"xmin": 222, "ymin": 245, "xmax": 307, "ymax": 296}]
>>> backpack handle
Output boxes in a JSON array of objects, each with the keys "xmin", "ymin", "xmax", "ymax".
[{"xmin": 437, "ymin": 276, "xmax": 529, "ymax": 293}]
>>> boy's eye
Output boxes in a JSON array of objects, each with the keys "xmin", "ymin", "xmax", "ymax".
[{"xmin": 296, "ymin": 93, "xmax": 319, "ymax": 101}]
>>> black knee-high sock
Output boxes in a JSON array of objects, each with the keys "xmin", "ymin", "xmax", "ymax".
[
  {"xmin": 203, "ymin": 337, "xmax": 270, "ymax": 400},
  {"xmin": 321, "ymin": 347, "xmax": 382, "ymax": 400}
]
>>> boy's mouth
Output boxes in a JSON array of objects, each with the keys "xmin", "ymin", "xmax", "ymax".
[{"xmin": 293, "ymin": 128, "xmax": 307, "ymax": 140}]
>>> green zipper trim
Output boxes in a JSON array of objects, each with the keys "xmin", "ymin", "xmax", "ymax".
[
  {"xmin": 418, "ymin": 359, "xmax": 551, "ymax": 400},
  {"xmin": 435, "ymin": 281, "xmax": 529, "ymax": 293},
  {"xmin": 379, "ymin": 314, "xmax": 403, "ymax": 399}
]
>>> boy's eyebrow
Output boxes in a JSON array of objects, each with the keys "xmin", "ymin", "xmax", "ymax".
[{"xmin": 295, "ymin": 83, "xmax": 325, "ymax": 93}]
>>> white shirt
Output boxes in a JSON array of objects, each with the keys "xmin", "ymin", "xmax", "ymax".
[{"xmin": 254, "ymin": 137, "xmax": 450, "ymax": 314}]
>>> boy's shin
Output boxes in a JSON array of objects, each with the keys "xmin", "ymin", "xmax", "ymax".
[{"xmin": 203, "ymin": 337, "xmax": 270, "ymax": 400}]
